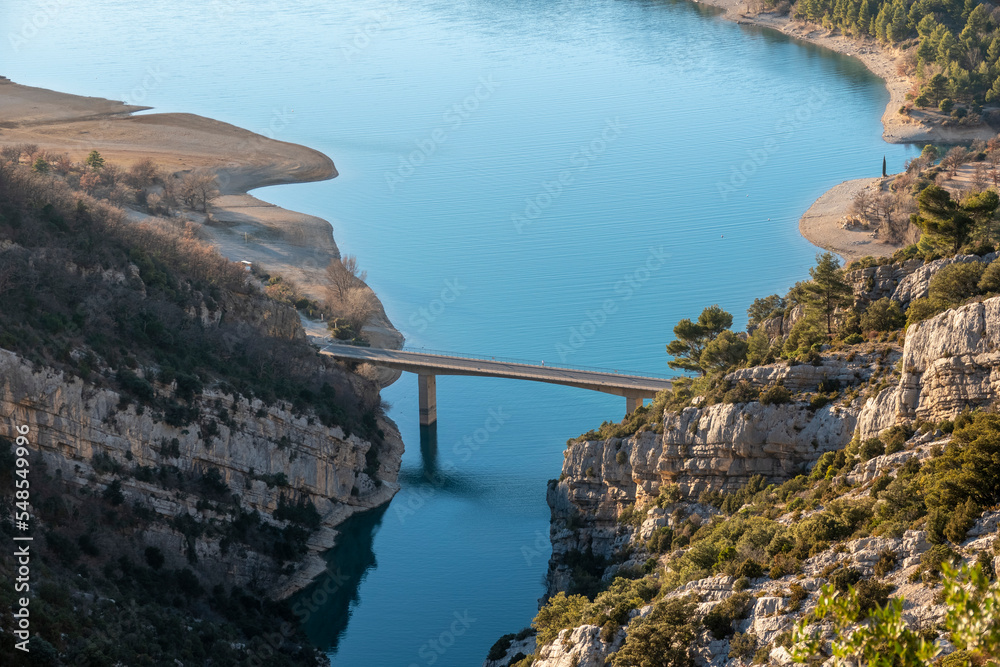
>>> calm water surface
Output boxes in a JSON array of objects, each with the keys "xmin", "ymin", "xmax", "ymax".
[{"xmin": 2, "ymin": 0, "xmax": 917, "ymax": 664}]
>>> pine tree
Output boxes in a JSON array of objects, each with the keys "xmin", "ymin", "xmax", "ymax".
[
  {"xmin": 938, "ymin": 30, "xmax": 959, "ymax": 68},
  {"xmin": 874, "ymin": 3, "xmax": 890, "ymax": 42},
  {"xmin": 804, "ymin": 253, "xmax": 853, "ymax": 335},
  {"xmin": 890, "ymin": 0, "xmax": 908, "ymax": 41},
  {"xmin": 858, "ymin": 0, "xmax": 873, "ymax": 35}
]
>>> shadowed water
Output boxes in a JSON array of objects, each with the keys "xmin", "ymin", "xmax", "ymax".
[{"xmin": 1, "ymin": 0, "xmax": 918, "ymax": 664}]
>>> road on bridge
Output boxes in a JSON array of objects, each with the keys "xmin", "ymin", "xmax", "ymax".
[{"xmin": 321, "ymin": 344, "xmax": 673, "ymax": 425}]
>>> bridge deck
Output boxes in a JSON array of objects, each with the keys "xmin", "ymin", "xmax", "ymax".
[{"xmin": 321, "ymin": 345, "xmax": 673, "ymax": 398}]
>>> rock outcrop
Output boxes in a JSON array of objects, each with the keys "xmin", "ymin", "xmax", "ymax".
[
  {"xmin": 546, "ymin": 375, "xmax": 864, "ymax": 594},
  {"xmin": 890, "ymin": 253, "xmax": 996, "ymax": 305},
  {"xmin": 858, "ymin": 295, "xmax": 1000, "ymax": 437},
  {"xmin": 0, "ymin": 347, "xmax": 402, "ymax": 597}
]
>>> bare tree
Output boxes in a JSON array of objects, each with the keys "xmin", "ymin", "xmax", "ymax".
[
  {"xmin": 941, "ymin": 146, "xmax": 969, "ymax": 176},
  {"xmin": 0, "ymin": 145, "xmax": 19, "ymax": 163},
  {"xmin": 974, "ymin": 163, "xmax": 989, "ymax": 192},
  {"xmin": 325, "ymin": 254, "xmax": 367, "ymax": 303},
  {"xmin": 873, "ymin": 192, "xmax": 899, "ymax": 226},
  {"xmin": 127, "ymin": 158, "xmax": 160, "ymax": 189},
  {"xmin": 17, "ymin": 144, "xmax": 39, "ymax": 162},
  {"xmin": 342, "ymin": 286, "xmax": 378, "ymax": 334},
  {"xmin": 851, "ymin": 188, "xmax": 876, "ymax": 223},
  {"xmin": 879, "ymin": 193, "xmax": 917, "ymax": 245},
  {"xmin": 178, "ymin": 170, "xmax": 219, "ymax": 213}
]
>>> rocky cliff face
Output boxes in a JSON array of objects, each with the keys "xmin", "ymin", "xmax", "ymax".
[
  {"xmin": 498, "ymin": 293, "xmax": 1000, "ymax": 667},
  {"xmin": 0, "ymin": 347, "xmax": 402, "ymax": 598},
  {"xmin": 857, "ymin": 295, "xmax": 1000, "ymax": 438},
  {"xmin": 545, "ymin": 360, "xmax": 874, "ymax": 596}
]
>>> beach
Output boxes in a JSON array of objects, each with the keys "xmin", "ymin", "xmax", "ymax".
[{"xmin": 0, "ymin": 78, "xmax": 402, "ymax": 351}]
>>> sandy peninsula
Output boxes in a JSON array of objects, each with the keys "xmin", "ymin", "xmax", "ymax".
[
  {"xmin": 797, "ymin": 177, "xmax": 904, "ymax": 263},
  {"xmin": 0, "ymin": 78, "xmax": 402, "ymax": 351}
]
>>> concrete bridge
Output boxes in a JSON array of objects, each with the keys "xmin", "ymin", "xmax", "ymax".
[{"xmin": 320, "ymin": 344, "xmax": 673, "ymax": 427}]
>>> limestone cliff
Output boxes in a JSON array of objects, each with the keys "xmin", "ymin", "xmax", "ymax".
[
  {"xmin": 0, "ymin": 347, "xmax": 402, "ymax": 598},
  {"xmin": 490, "ymin": 292, "xmax": 1000, "ymax": 667},
  {"xmin": 545, "ymin": 356, "xmax": 878, "ymax": 595},
  {"xmin": 858, "ymin": 295, "xmax": 1000, "ymax": 438}
]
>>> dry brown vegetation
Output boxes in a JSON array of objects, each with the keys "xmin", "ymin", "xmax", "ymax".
[
  {"xmin": 0, "ymin": 154, "xmax": 384, "ymax": 435},
  {"xmin": 325, "ymin": 254, "xmax": 378, "ymax": 340}
]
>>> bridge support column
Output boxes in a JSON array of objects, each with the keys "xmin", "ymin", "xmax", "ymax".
[
  {"xmin": 626, "ymin": 395, "xmax": 643, "ymax": 414},
  {"xmin": 418, "ymin": 374, "xmax": 437, "ymax": 427}
]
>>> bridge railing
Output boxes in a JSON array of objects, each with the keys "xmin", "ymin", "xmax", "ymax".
[
  {"xmin": 396, "ymin": 345, "xmax": 676, "ymax": 381},
  {"xmin": 322, "ymin": 339, "xmax": 675, "ymax": 381}
]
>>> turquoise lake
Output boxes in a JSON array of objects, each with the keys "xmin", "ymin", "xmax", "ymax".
[{"xmin": 2, "ymin": 0, "xmax": 919, "ymax": 663}]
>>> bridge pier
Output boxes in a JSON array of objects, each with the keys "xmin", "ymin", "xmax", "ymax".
[
  {"xmin": 626, "ymin": 395, "xmax": 643, "ymax": 414},
  {"xmin": 418, "ymin": 374, "xmax": 437, "ymax": 427}
]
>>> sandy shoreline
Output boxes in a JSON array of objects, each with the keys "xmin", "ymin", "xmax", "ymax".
[
  {"xmin": 694, "ymin": 0, "xmax": 994, "ymax": 146},
  {"xmin": 797, "ymin": 177, "xmax": 904, "ymax": 263},
  {"xmin": 0, "ymin": 78, "xmax": 402, "ymax": 352},
  {"xmin": 694, "ymin": 0, "xmax": 997, "ymax": 262}
]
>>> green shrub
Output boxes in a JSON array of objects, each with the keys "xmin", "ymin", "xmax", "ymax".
[
  {"xmin": 657, "ymin": 483, "xmax": 682, "ymax": 507},
  {"xmin": 860, "ymin": 298, "xmax": 905, "ymax": 333},
  {"xmin": 920, "ymin": 544, "xmax": 958, "ymax": 581},
  {"xmin": 928, "ymin": 261, "xmax": 986, "ymax": 305},
  {"xmin": 736, "ymin": 559, "xmax": 765, "ymax": 579},
  {"xmin": 843, "ymin": 332, "xmax": 865, "ymax": 344},
  {"xmin": 46, "ymin": 530, "xmax": 81, "ymax": 566},
  {"xmin": 729, "ymin": 632, "xmax": 759, "ymax": 659},
  {"xmin": 882, "ymin": 424, "xmax": 913, "ymax": 453},
  {"xmin": 858, "ymin": 437, "xmax": 885, "ymax": 461},
  {"xmin": 487, "ymin": 634, "xmax": 514, "ymax": 661},
  {"xmin": 874, "ymin": 549, "xmax": 898, "ymax": 577},
  {"xmin": 944, "ymin": 497, "xmax": 979, "ymax": 544},
  {"xmin": 600, "ymin": 620, "xmax": 618, "ymax": 644},
  {"xmin": 979, "ymin": 259, "xmax": 1000, "ymax": 293},
  {"xmin": 723, "ymin": 379, "xmax": 760, "ymax": 404},
  {"xmin": 783, "ymin": 317, "xmax": 827, "ymax": 360},
  {"xmin": 648, "ymin": 527, "xmax": 674, "ymax": 554},
  {"xmin": 829, "ymin": 566, "xmax": 863, "ymax": 593},
  {"xmin": 871, "ymin": 474, "xmax": 893, "ymax": 498},
  {"xmin": 786, "ymin": 583, "xmax": 809, "ymax": 611},
  {"xmin": 906, "ymin": 296, "xmax": 948, "ymax": 329},
  {"xmin": 703, "ymin": 592, "xmax": 753, "ymax": 639},
  {"xmin": 611, "ymin": 597, "xmax": 698, "ymax": 667},
  {"xmin": 532, "ymin": 592, "xmax": 591, "ymax": 647},
  {"xmin": 144, "ymin": 546, "xmax": 165, "ymax": 570},
  {"xmin": 102, "ymin": 479, "xmax": 125, "ymax": 505},
  {"xmin": 759, "ymin": 383, "xmax": 792, "ymax": 406}
]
